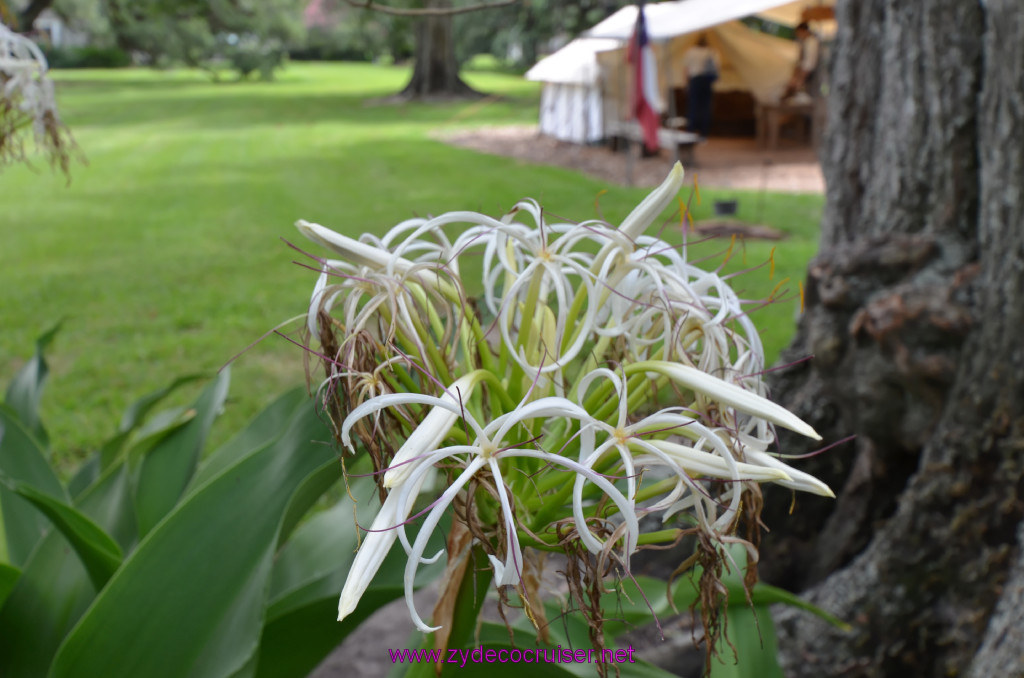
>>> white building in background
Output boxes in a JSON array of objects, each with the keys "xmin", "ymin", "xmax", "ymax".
[{"xmin": 32, "ymin": 9, "xmax": 89, "ymax": 48}]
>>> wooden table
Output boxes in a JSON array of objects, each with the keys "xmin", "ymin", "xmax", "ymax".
[{"xmin": 756, "ymin": 100, "xmax": 825, "ymax": 150}]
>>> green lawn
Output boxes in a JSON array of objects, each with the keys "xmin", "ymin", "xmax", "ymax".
[{"xmin": 0, "ymin": 61, "xmax": 822, "ymax": 465}]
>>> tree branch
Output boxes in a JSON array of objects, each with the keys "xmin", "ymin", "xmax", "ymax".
[{"xmin": 342, "ymin": 0, "xmax": 517, "ymax": 17}]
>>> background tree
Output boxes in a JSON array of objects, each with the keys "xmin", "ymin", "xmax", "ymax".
[
  {"xmin": 457, "ymin": 0, "xmax": 628, "ymax": 71},
  {"xmin": 341, "ymin": 0, "xmax": 516, "ymax": 99},
  {"xmin": 756, "ymin": 0, "xmax": 1024, "ymax": 675},
  {"xmin": 13, "ymin": 0, "xmax": 52, "ymax": 30},
  {"xmin": 102, "ymin": 0, "xmax": 303, "ymax": 74}
]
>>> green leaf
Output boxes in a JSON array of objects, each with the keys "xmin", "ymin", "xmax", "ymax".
[
  {"xmin": 50, "ymin": 396, "xmax": 339, "ymax": 678},
  {"xmin": 66, "ymin": 456, "xmax": 100, "ymax": 500},
  {"xmin": 0, "ymin": 528, "xmax": 98, "ymax": 677},
  {"xmin": 4, "ymin": 322, "xmax": 60, "ymax": 450},
  {"xmin": 736, "ymin": 581, "xmax": 849, "ymax": 630},
  {"xmin": 191, "ymin": 387, "xmax": 307, "ymax": 491},
  {"xmin": 133, "ymin": 369, "xmax": 230, "ymax": 537},
  {"xmin": 0, "ymin": 450, "xmax": 144, "ymax": 676},
  {"xmin": 0, "ymin": 562, "xmax": 19, "ymax": 609},
  {"xmin": 670, "ymin": 548, "xmax": 848, "ymax": 630},
  {"xmin": 2, "ymin": 480, "xmax": 122, "ymax": 590},
  {"xmin": 708, "ymin": 605, "xmax": 783, "ymax": 678},
  {"xmin": 0, "ymin": 405, "xmax": 67, "ymax": 567},
  {"xmin": 0, "ymin": 456, "xmax": 151, "ymax": 676},
  {"xmin": 99, "ymin": 374, "xmax": 205, "ymax": 470}
]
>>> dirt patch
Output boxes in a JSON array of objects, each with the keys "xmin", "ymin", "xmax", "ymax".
[
  {"xmin": 694, "ymin": 219, "xmax": 786, "ymax": 240},
  {"xmin": 437, "ymin": 125, "xmax": 825, "ymax": 194}
]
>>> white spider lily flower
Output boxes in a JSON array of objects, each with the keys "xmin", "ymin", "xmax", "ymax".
[
  {"xmin": 573, "ymin": 368, "xmax": 765, "ymax": 533},
  {"xmin": 629, "ymin": 360, "xmax": 821, "ymax": 440},
  {"xmin": 339, "ymin": 389, "xmax": 640, "ymax": 632}
]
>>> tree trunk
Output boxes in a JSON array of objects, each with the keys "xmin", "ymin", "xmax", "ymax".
[
  {"xmin": 399, "ymin": 0, "xmax": 480, "ymax": 100},
  {"xmin": 17, "ymin": 0, "xmax": 53, "ymax": 31},
  {"xmin": 758, "ymin": 0, "xmax": 1024, "ymax": 675}
]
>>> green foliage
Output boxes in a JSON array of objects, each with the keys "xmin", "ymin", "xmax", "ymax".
[
  {"xmin": 3, "ymin": 321, "xmax": 58, "ymax": 449},
  {"xmin": 456, "ymin": 0, "xmax": 633, "ymax": 69},
  {"xmin": 0, "ymin": 477, "xmax": 123, "ymax": 589},
  {"xmin": 0, "ymin": 329, "xmax": 434, "ymax": 678},
  {"xmin": 227, "ymin": 38, "xmax": 287, "ymax": 80},
  {"xmin": 41, "ymin": 46, "xmax": 132, "ymax": 69},
  {"xmin": 102, "ymin": 0, "xmax": 304, "ymax": 74}
]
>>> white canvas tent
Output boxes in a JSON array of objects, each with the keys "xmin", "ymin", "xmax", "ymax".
[
  {"xmin": 526, "ymin": 0, "xmax": 834, "ymax": 143},
  {"xmin": 525, "ymin": 38, "xmax": 619, "ymax": 143}
]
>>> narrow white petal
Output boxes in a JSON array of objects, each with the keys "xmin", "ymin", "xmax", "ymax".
[
  {"xmin": 506, "ymin": 449, "xmax": 639, "ymax": 562},
  {"xmin": 743, "ymin": 449, "xmax": 835, "ymax": 498},
  {"xmin": 297, "ymin": 220, "xmax": 413, "ymax": 273},
  {"xmin": 643, "ymin": 439, "xmax": 792, "ymax": 483},
  {"xmin": 488, "ymin": 459, "xmax": 524, "ymax": 587},
  {"xmin": 404, "ymin": 457, "xmax": 488, "ymax": 632},
  {"xmin": 487, "ymin": 396, "xmax": 589, "ymax": 444},
  {"xmin": 382, "ymin": 375, "xmax": 484, "ymax": 488},
  {"xmin": 337, "ymin": 477, "xmax": 420, "ymax": 621},
  {"xmin": 632, "ymin": 361, "xmax": 821, "ymax": 440}
]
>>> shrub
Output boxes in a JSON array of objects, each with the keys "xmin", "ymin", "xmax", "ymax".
[{"xmin": 42, "ymin": 46, "xmax": 131, "ymax": 69}]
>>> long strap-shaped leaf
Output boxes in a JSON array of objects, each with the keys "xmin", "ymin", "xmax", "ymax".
[
  {"xmin": 49, "ymin": 396, "xmax": 338, "ymax": 678},
  {"xmin": 0, "ymin": 405, "xmax": 67, "ymax": 567},
  {"xmin": 0, "ymin": 478, "xmax": 122, "ymax": 590},
  {"xmin": 0, "ymin": 562, "xmax": 19, "ymax": 609},
  {"xmin": 4, "ymin": 322, "xmax": 60, "ymax": 450}
]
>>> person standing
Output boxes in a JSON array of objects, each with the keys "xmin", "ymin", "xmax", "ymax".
[
  {"xmin": 785, "ymin": 21, "xmax": 820, "ymax": 99},
  {"xmin": 682, "ymin": 34, "xmax": 720, "ymax": 139}
]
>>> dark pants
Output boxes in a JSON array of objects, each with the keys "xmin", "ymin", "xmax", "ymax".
[{"xmin": 687, "ymin": 75, "xmax": 715, "ymax": 137}]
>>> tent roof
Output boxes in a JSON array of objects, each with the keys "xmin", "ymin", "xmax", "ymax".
[
  {"xmin": 524, "ymin": 38, "xmax": 620, "ymax": 84},
  {"xmin": 584, "ymin": 0, "xmax": 833, "ymax": 42}
]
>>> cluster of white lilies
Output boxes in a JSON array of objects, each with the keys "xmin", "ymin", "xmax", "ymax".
[
  {"xmin": 1, "ymin": 22, "xmax": 58, "ymax": 153},
  {"xmin": 296, "ymin": 164, "xmax": 832, "ymax": 633},
  {"xmin": 1, "ymin": 21, "xmax": 71, "ymax": 172}
]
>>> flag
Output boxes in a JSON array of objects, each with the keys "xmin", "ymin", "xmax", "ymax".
[{"xmin": 628, "ymin": 0, "xmax": 663, "ymax": 153}]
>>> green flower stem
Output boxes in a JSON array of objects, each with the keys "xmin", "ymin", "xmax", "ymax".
[
  {"xmin": 407, "ymin": 304, "xmax": 453, "ymax": 386},
  {"xmin": 637, "ymin": 528, "xmax": 684, "ymax": 545},
  {"xmin": 516, "ymin": 266, "xmax": 546, "ymax": 362},
  {"xmin": 388, "ymin": 362, "xmax": 422, "ymax": 397},
  {"xmin": 559, "ymin": 277, "xmax": 590, "ymax": 355},
  {"xmin": 633, "ymin": 477, "xmax": 679, "ymax": 503},
  {"xmin": 407, "ymin": 282, "xmax": 446, "ymax": 343}
]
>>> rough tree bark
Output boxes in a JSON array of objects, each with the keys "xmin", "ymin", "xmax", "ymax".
[
  {"xmin": 757, "ymin": 0, "xmax": 1024, "ymax": 675},
  {"xmin": 399, "ymin": 0, "xmax": 480, "ymax": 99}
]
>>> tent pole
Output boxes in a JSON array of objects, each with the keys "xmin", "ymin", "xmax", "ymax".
[
  {"xmin": 619, "ymin": 46, "xmax": 633, "ymax": 186},
  {"xmin": 627, "ymin": 139, "xmax": 636, "ymax": 186},
  {"xmin": 661, "ymin": 41, "xmax": 679, "ymax": 165}
]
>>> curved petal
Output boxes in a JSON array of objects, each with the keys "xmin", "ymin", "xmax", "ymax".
[{"xmin": 631, "ymin": 360, "xmax": 822, "ymax": 440}]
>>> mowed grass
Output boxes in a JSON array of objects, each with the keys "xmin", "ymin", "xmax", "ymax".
[{"xmin": 0, "ymin": 62, "xmax": 822, "ymax": 465}]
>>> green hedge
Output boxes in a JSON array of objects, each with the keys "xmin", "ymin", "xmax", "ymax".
[{"xmin": 43, "ymin": 46, "xmax": 132, "ymax": 69}]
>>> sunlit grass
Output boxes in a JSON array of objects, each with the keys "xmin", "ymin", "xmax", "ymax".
[{"xmin": 0, "ymin": 61, "xmax": 822, "ymax": 464}]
